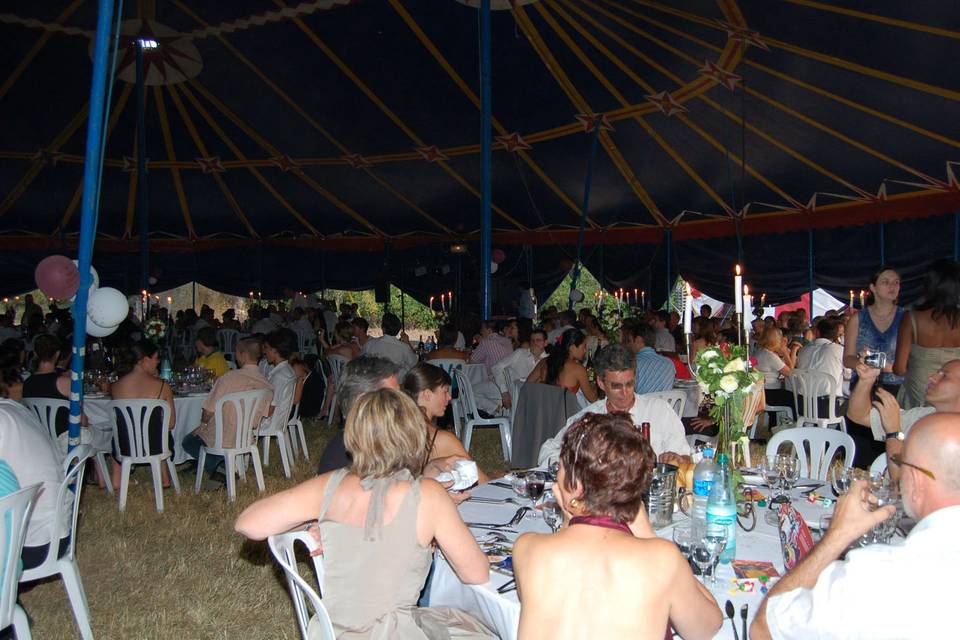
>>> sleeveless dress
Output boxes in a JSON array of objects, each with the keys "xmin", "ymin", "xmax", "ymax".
[
  {"xmin": 897, "ymin": 313, "xmax": 960, "ymax": 410},
  {"xmin": 313, "ymin": 468, "xmax": 494, "ymax": 640},
  {"xmin": 855, "ymin": 306, "xmax": 905, "ymax": 387}
]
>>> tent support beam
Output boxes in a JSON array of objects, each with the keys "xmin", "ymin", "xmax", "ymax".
[
  {"xmin": 136, "ymin": 41, "xmax": 149, "ymax": 290},
  {"xmin": 808, "ymin": 229, "xmax": 815, "ymax": 319},
  {"xmin": 569, "ymin": 126, "xmax": 601, "ymax": 310},
  {"xmin": 665, "ymin": 228, "xmax": 673, "ymax": 311},
  {"xmin": 479, "ymin": 0, "xmax": 492, "ymax": 320}
]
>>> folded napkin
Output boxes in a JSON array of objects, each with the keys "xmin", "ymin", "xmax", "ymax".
[{"xmin": 434, "ymin": 460, "xmax": 479, "ymax": 492}]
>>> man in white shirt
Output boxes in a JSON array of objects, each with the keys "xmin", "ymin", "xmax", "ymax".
[
  {"xmin": 0, "ymin": 399, "xmax": 71, "ymax": 568},
  {"xmin": 492, "ymin": 328, "xmax": 548, "ymax": 409},
  {"xmin": 546, "ymin": 310, "xmax": 576, "ymax": 344},
  {"xmin": 752, "ymin": 412, "xmax": 960, "ymax": 640},
  {"xmin": 653, "ymin": 310, "xmax": 677, "ymax": 353},
  {"xmin": 287, "ymin": 307, "xmax": 314, "ymax": 335},
  {"xmin": 538, "ymin": 344, "xmax": 690, "ymax": 466},
  {"xmin": 361, "ymin": 312, "xmax": 417, "ymax": 378},
  {"xmin": 263, "ymin": 328, "xmax": 299, "ymax": 415},
  {"xmin": 250, "ymin": 307, "xmax": 279, "ymax": 335},
  {"xmin": 794, "ymin": 318, "xmax": 844, "ymax": 396}
]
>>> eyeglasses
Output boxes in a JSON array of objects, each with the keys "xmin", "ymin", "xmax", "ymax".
[{"xmin": 889, "ymin": 454, "xmax": 936, "ymax": 480}]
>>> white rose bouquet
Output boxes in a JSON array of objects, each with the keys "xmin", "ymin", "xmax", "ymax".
[{"xmin": 694, "ymin": 343, "xmax": 763, "ymax": 461}]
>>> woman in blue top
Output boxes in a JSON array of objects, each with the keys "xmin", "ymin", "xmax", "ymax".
[{"xmin": 843, "ymin": 266, "xmax": 904, "ymax": 467}]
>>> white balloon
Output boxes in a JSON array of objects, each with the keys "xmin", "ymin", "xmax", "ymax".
[
  {"xmin": 85, "ymin": 315, "xmax": 118, "ymax": 337},
  {"xmin": 148, "ymin": 276, "xmax": 157, "ymax": 286},
  {"xmin": 70, "ymin": 261, "xmax": 99, "ymax": 302},
  {"xmin": 569, "ymin": 289, "xmax": 585, "ymax": 303},
  {"xmin": 490, "ymin": 261, "xmax": 499, "ymax": 274},
  {"xmin": 87, "ymin": 287, "xmax": 129, "ymax": 328}
]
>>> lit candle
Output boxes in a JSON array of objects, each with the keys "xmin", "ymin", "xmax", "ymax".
[
  {"xmin": 744, "ymin": 285, "xmax": 752, "ymax": 343},
  {"xmin": 683, "ymin": 281, "xmax": 692, "ymax": 334},
  {"xmin": 734, "ymin": 265, "xmax": 743, "ymax": 314},
  {"xmin": 448, "ymin": 291, "xmax": 453, "ymax": 311},
  {"xmin": 626, "ymin": 291, "xmax": 631, "ymax": 306},
  {"xmin": 249, "ymin": 290, "xmax": 254, "ymax": 298},
  {"xmin": 633, "ymin": 288, "xmax": 638, "ymax": 306},
  {"xmin": 440, "ymin": 293, "xmax": 446, "ymax": 312},
  {"xmin": 859, "ymin": 290, "xmax": 866, "ymax": 308},
  {"xmin": 641, "ymin": 290, "xmax": 646, "ymax": 308},
  {"xmin": 166, "ymin": 296, "xmax": 172, "ymax": 310},
  {"xmin": 761, "ymin": 293, "xmax": 767, "ymax": 308},
  {"xmin": 429, "ymin": 296, "xmax": 435, "ymax": 311},
  {"xmin": 849, "ymin": 289, "xmax": 854, "ymax": 308}
]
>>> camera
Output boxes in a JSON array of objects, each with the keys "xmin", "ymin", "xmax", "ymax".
[{"xmin": 864, "ymin": 349, "xmax": 887, "ymax": 370}]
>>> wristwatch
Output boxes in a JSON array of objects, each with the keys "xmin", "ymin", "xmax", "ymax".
[{"xmin": 885, "ymin": 431, "xmax": 905, "ymax": 441}]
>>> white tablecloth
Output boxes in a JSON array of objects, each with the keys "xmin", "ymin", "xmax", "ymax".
[
  {"xmin": 83, "ymin": 394, "xmax": 207, "ymax": 464},
  {"xmin": 429, "ymin": 480, "xmax": 833, "ymax": 640}
]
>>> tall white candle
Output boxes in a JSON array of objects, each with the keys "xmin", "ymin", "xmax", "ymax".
[
  {"xmin": 734, "ymin": 264, "xmax": 743, "ymax": 314},
  {"xmin": 743, "ymin": 285, "xmax": 752, "ymax": 345},
  {"xmin": 683, "ymin": 282, "xmax": 692, "ymax": 334}
]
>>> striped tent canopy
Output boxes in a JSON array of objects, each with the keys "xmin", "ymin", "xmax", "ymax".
[{"xmin": 1, "ymin": 0, "xmax": 958, "ymax": 306}]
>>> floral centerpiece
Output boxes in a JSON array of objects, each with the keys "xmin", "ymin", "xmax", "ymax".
[
  {"xmin": 143, "ymin": 319, "xmax": 167, "ymax": 347},
  {"xmin": 693, "ymin": 343, "xmax": 763, "ymax": 466}
]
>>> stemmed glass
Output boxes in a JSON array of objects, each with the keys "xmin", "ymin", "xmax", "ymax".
[
  {"xmin": 692, "ymin": 525, "xmax": 728, "ymax": 588},
  {"xmin": 860, "ymin": 473, "xmax": 902, "ymax": 545},
  {"xmin": 672, "ymin": 524, "xmax": 693, "ymax": 561},
  {"xmin": 540, "ymin": 489, "xmax": 562, "ymax": 532},
  {"xmin": 830, "ymin": 466, "xmax": 861, "ymax": 497},
  {"xmin": 525, "ymin": 471, "xmax": 546, "ymax": 519},
  {"xmin": 759, "ymin": 454, "xmax": 785, "ymax": 503},
  {"xmin": 780, "ymin": 454, "xmax": 801, "ymax": 494}
]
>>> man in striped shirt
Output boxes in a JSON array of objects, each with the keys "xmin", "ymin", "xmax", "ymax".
[{"xmin": 624, "ymin": 321, "xmax": 675, "ymax": 395}]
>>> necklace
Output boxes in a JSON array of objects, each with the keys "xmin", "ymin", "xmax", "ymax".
[
  {"xmin": 568, "ymin": 515, "xmax": 632, "ymax": 534},
  {"xmin": 869, "ymin": 305, "xmax": 896, "ymax": 324}
]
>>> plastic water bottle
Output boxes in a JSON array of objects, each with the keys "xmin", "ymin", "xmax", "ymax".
[
  {"xmin": 706, "ymin": 455, "xmax": 737, "ymax": 563},
  {"xmin": 160, "ymin": 355, "xmax": 172, "ymax": 382},
  {"xmin": 691, "ymin": 448, "xmax": 718, "ymax": 538}
]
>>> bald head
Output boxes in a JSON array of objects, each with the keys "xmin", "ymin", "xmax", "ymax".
[{"xmin": 902, "ymin": 413, "xmax": 960, "ymax": 519}]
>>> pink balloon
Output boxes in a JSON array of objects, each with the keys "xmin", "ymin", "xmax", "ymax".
[
  {"xmin": 35, "ymin": 255, "xmax": 80, "ymax": 299},
  {"xmin": 492, "ymin": 249, "xmax": 506, "ymax": 264}
]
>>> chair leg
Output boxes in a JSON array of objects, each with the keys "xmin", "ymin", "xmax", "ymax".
[
  {"xmin": 118, "ymin": 459, "xmax": 132, "ymax": 512},
  {"xmin": 166, "ymin": 457, "xmax": 180, "ymax": 493},
  {"xmin": 462, "ymin": 424, "xmax": 474, "ymax": 454},
  {"xmin": 499, "ymin": 424, "xmax": 512, "ymax": 462},
  {"xmin": 250, "ymin": 450, "xmax": 266, "ymax": 493},
  {"xmin": 224, "ymin": 455, "xmax": 237, "ymax": 503},
  {"xmin": 13, "ymin": 604, "xmax": 32, "ymax": 640},
  {"xmin": 237, "ymin": 455, "xmax": 247, "ymax": 482},
  {"xmin": 277, "ymin": 434, "xmax": 292, "ymax": 478},
  {"xmin": 149, "ymin": 460, "xmax": 164, "ymax": 513},
  {"xmin": 296, "ymin": 421, "xmax": 309, "ymax": 460},
  {"xmin": 60, "ymin": 559, "xmax": 94, "ymax": 640},
  {"xmin": 288, "ymin": 424, "xmax": 300, "ymax": 458},
  {"xmin": 95, "ymin": 452, "xmax": 114, "ymax": 494},
  {"xmin": 194, "ymin": 448, "xmax": 207, "ymax": 494},
  {"xmin": 261, "ymin": 436, "xmax": 272, "ymax": 466}
]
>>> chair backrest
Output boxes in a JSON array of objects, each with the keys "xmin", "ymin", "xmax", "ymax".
[
  {"xmin": 0, "ymin": 484, "xmax": 41, "ymax": 631},
  {"xmin": 109, "ymin": 399, "xmax": 171, "ymax": 460},
  {"xmin": 870, "ymin": 453, "xmax": 888, "ymax": 477},
  {"xmin": 452, "ymin": 368, "xmax": 479, "ymax": 420},
  {"xmin": 790, "ymin": 368, "xmax": 840, "ymax": 422},
  {"xmin": 326, "ymin": 355, "xmax": 348, "ymax": 386},
  {"xmin": 214, "ymin": 389, "xmax": 274, "ymax": 449},
  {"xmin": 296, "ymin": 330, "xmax": 317, "ymax": 356},
  {"xmin": 428, "ymin": 359, "xmax": 466, "ymax": 396},
  {"xmin": 217, "ymin": 329, "xmax": 240, "ymax": 360},
  {"xmin": 289, "ymin": 371, "xmax": 309, "ymax": 424},
  {"xmin": 23, "ymin": 397, "xmax": 70, "ymax": 441},
  {"xmin": 766, "ymin": 427, "xmax": 856, "ymax": 480},
  {"xmin": 263, "ymin": 373, "xmax": 298, "ymax": 434},
  {"xmin": 267, "ymin": 531, "xmax": 334, "ymax": 640},
  {"xmin": 642, "ymin": 390, "xmax": 686, "ymax": 418}
]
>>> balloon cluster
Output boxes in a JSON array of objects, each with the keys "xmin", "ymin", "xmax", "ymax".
[{"xmin": 34, "ymin": 255, "xmax": 128, "ymax": 338}]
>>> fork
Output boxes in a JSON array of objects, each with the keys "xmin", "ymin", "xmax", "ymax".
[
  {"xmin": 465, "ymin": 507, "xmax": 530, "ymax": 528},
  {"xmin": 467, "ymin": 496, "xmax": 523, "ymax": 505}
]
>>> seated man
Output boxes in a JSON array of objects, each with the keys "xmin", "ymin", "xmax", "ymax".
[
  {"xmin": 182, "ymin": 337, "xmax": 273, "ymax": 485},
  {"xmin": 194, "ymin": 326, "xmax": 229, "ymax": 379},
  {"xmin": 538, "ymin": 344, "xmax": 690, "ymax": 466},
  {"xmin": 468, "ymin": 320, "xmax": 514, "ymax": 415},
  {"xmin": 793, "ymin": 317, "xmax": 844, "ymax": 408},
  {"xmin": 626, "ymin": 323, "xmax": 675, "ymax": 395},
  {"xmin": 652, "ymin": 310, "xmax": 677, "ymax": 353},
  {"xmin": 0, "ymin": 398, "xmax": 71, "ymax": 570},
  {"xmin": 751, "ymin": 412, "xmax": 960, "ymax": 639},
  {"xmin": 361, "ymin": 312, "xmax": 417, "ymax": 378},
  {"xmin": 491, "ymin": 328, "xmax": 548, "ymax": 409},
  {"xmin": 263, "ymin": 328, "xmax": 299, "ymax": 414}
]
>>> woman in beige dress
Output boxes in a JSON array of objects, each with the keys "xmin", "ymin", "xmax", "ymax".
[{"xmin": 235, "ymin": 388, "xmax": 493, "ymax": 639}]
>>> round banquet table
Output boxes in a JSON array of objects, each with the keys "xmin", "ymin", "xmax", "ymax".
[
  {"xmin": 428, "ymin": 478, "xmax": 834, "ymax": 640},
  {"xmin": 83, "ymin": 393, "xmax": 207, "ymax": 464}
]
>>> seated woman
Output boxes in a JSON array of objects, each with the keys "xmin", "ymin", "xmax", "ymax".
[
  {"xmin": 109, "ymin": 340, "xmax": 177, "ymax": 490},
  {"xmin": 527, "ymin": 329, "xmax": 597, "ymax": 403},
  {"xmin": 690, "ymin": 317, "xmax": 718, "ymax": 362},
  {"xmin": 403, "ymin": 363, "xmax": 489, "ymax": 485},
  {"xmin": 513, "ymin": 412, "xmax": 723, "ymax": 640},
  {"xmin": 754, "ymin": 326, "xmax": 797, "ymax": 410},
  {"xmin": 235, "ymin": 388, "xmax": 494, "ymax": 639},
  {"xmin": 426, "ymin": 324, "xmax": 469, "ymax": 362},
  {"xmin": 324, "ymin": 321, "xmax": 361, "ymax": 360}
]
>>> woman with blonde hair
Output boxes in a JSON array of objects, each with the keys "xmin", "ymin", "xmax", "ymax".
[
  {"xmin": 235, "ymin": 388, "xmax": 493, "ymax": 639},
  {"xmin": 754, "ymin": 326, "xmax": 797, "ymax": 411}
]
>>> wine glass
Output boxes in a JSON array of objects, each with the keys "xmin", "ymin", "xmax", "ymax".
[
  {"xmin": 760, "ymin": 454, "xmax": 785, "ymax": 503},
  {"xmin": 540, "ymin": 490, "xmax": 562, "ymax": 532},
  {"xmin": 830, "ymin": 466, "xmax": 859, "ymax": 497},
  {"xmin": 525, "ymin": 471, "xmax": 546, "ymax": 519},
  {"xmin": 780, "ymin": 454, "xmax": 801, "ymax": 494},
  {"xmin": 861, "ymin": 473, "xmax": 901, "ymax": 545},
  {"xmin": 693, "ymin": 525, "xmax": 728, "ymax": 588},
  {"xmin": 510, "ymin": 472, "xmax": 529, "ymax": 500},
  {"xmin": 672, "ymin": 524, "xmax": 693, "ymax": 560}
]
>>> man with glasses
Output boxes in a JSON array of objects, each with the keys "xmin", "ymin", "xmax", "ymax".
[
  {"xmin": 847, "ymin": 359, "xmax": 960, "ymax": 481},
  {"xmin": 751, "ymin": 412, "xmax": 960, "ymax": 639}
]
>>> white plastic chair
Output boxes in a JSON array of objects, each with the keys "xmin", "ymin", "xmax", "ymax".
[
  {"xmin": 430, "ymin": 359, "xmax": 467, "ymax": 438},
  {"xmin": 642, "ymin": 390, "xmax": 686, "ymax": 418},
  {"xmin": 296, "ymin": 330, "xmax": 318, "ymax": 357},
  {"xmin": 267, "ymin": 531, "xmax": 334, "ymax": 640},
  {"xmin": 326, "ymin": 355, "xmax": 349, "ymax": 426},
  {"xmin": 177, "ymin": 329, "xmax": 195, "ymax": 362},
  {"xmin": 453, "ymin": 368, "xmax": 511, "ymax": 461},
  {"xmin": 766, "ymin": 427, "xmax": 856, "ymax": 481},
  {"xmin": 288, "ymin": 372, "xmax": 310, "ymax": 462},
  {"xmin": 870, "ymin": 453, "xmax": 888, "ymax": 477},
  {"xmin": 0, "ymin": 483, "xmax": 41, "ymax": 640},
  {"xmin": 194, "ymin": 389, "xmax": 273, "ymax": 502},
  {"xmin": 217, "ymin": 329, "xmax": 240, "ymax": 362},
  {"xmin": 259, "ymin": 375, "xmax": 297, "ymax": 478},
  {"xmin": 788, "ymin": 368, "xmax": 845, "ymax": 431},
  {"xmin": 23, "ymin": 397, "xmax": 113, "ymax": 494},
  {"xmin": 109, "ymin": 399, "xmax": 181, "ymax": 512},
  {"xmin": 20, "ymin": 446, "xmax": 95, "ymax": 640}
]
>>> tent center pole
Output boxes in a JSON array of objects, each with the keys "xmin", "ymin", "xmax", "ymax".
[{"xmin": 479, "ymin": 0, "xmax": 492, "ymax": 320}]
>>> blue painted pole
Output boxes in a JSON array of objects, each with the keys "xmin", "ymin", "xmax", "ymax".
[
  {"xmin": 479, "ymin": 0, "xmax": 493, "ymax": 320},
  {"xmin": 665, "ymin": 229, "xmax": 673, "ymax": 311},
  {"xmin": 879, "ymin": 221, "xmax": 886, "ymax": 265},
  {"xmin": 569, "ymin": 126, "xmax": 601, "ymax": 310},
  {"xmin": 69, "ymin": 0, "xmax": 117, "ymax": 450},
  {"xmin": 808, "ymin": 229, "xmax": 815, "ymax": 319}
]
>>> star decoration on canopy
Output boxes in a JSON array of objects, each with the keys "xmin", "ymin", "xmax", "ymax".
[
  {"xmin": 415, "ymin": 145, "xmax": 449, "ymax": 163},
  {"xmin": 269, "ymin": 155, "xmax": 300, "ymax": 172},
  {"xmin": 698, "ymin": 60, "xmax": 741, "ymax": 91},
  {"xmin": 31, "ymin": 148, "xmax": 64, "ymax": 167},
  {"xmin": 195, "ymin": 156, "xmax": 226, "ymax": 173},
  {"xmin": 644, "ymin": 91, "xmax": 689, "ymax": 116},
  {"xmin": 495, "ymin": 132, "xmax": 532, "ymax": 152},
  {"xmin": 121, "ymin": 156, "xmax": 149, "ymax": 173},
  {"xmin": 574, "ymin": 113, "xmax": 615, "ymax": 133},
  {"xmin": 717, "ymin": 21, "xmax": 770, "ymax": 51},
  {"xmin": 342, "ymin": 153, "xmax": 373, "ymax": 169},
  {"xmin": 114, "ymin": 19, "xmax": 203, "ymax": 86}
]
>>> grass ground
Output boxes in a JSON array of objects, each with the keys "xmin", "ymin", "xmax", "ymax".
[{"xmin": 19, "ymin": 419, "xmax": 512, "ymax": 640}]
